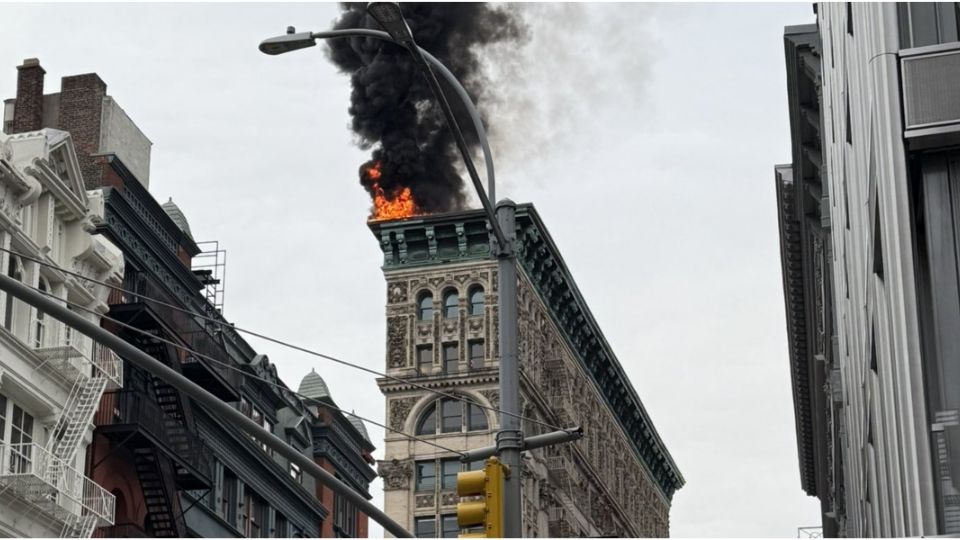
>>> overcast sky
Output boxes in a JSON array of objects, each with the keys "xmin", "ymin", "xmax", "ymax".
[{"xmin": 3, "ymin": 2, "xmax": 820, "ymax": 537}]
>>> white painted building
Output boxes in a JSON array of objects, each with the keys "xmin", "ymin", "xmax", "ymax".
[
  {"xmin": 777, "ymin": 3, "xmax": 960, "ymax": 536},
  {"xmin": 0, "ymin": 128, "xmax": 124, "ymax": 537}
]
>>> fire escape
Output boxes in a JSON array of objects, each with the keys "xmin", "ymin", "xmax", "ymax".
[
  {"xmin": 0, "ymin": 323, "xmax": 122, "ymax": 538},
  {"xmin": 94, "ymin": 270, "xmax": 227, "ymax": 537}
]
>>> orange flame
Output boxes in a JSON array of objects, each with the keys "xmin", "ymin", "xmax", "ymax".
[{"xmin": 366, "ymin": 162, "xmax": 422, "ymax": 221}]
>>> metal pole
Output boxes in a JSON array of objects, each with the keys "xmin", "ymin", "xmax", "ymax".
[
  {"xmin": 496, "ymin": 199, "xmax": 521, "ymax": 538},
  {"xmin": 0, "ymin": 272, "xmax": 413, "ymax": 538},
  {"xmin": 459, "ymin": 427, "xmax": 583, "ymax": 464}
]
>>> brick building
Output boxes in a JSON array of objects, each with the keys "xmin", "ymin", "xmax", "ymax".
[{"xmin": 4, "ymin": 59, "xmax": 376, "ymax": 537}]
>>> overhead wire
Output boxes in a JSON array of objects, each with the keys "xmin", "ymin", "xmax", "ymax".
[
  {"xmin": 0, "ymin": 245, "xmax": 567, "ymax": 432},
  {"xmin": 27, "ymin": 282, "xmax": 467, "ymax": 459}
]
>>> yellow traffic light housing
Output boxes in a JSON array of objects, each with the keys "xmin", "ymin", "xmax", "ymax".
[{"xmin": 456, "ymin": 457, "xmax": 507, "ymax": 538}]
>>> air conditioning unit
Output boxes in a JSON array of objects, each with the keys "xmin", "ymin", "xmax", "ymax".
[{"xmin": 901, "ymin": 42, "xmax": 960, "ymax": 147}]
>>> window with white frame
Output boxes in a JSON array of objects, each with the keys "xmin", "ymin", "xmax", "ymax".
[{"xmin": 0, "ymin": 394, "xmax": 35, "ymax": 474}]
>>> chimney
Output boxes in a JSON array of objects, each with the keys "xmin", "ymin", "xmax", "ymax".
[
  {"xmin": 12, "ymin": 58, "xmax": 45, "ymax": 133},
  {"xmin": 58, "ymin": 72, "xmax": 107, "ymax": 188}
]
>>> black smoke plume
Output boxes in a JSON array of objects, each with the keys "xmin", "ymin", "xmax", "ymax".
[{"xmin": 326, "ymin": 3, "xmax": 526, "ymax": 214}]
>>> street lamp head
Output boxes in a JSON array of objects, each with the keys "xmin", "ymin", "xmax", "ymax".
[
  {"xmin": 259, "ymin": 28, "xmax": 317, "ymax": 55},
  {"xmin": 367, "ymin": 2, "xmax": 416, "ymax": 46}
]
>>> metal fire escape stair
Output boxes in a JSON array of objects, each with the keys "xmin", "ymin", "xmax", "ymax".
[
  {"xmin": 132, "ymin": 446, "xmax": 184, "ymax": 537},
  {"xmin": 34, "ymin": 330, "xmax": 123, "ymax": 539},
  {"xmin": 61, "ymin": 513, "xmax": 100, "ymax": 539},
  {"xmin": 46, "ymin": 376, "xmax": 109, "ymax": 465}
]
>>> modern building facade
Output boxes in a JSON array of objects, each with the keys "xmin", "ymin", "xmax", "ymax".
[
  {"xmin": 371, "ymin": 206, "xmax": 684, "ymax": 537},
  {"xmin": 5, "ymin": 59, "xmax": 376, "ymax": 538},
  {"xmin": 0, "ymin": 61, "xmax": 125, "ymax": 537},
  {"xmin": 776, "ymin": 3, "xmax": 960, "ymax": 536}
]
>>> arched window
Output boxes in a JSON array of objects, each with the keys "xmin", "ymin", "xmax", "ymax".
[
  {"xmin": 468, "ymin": 286, "xmax": 485, "ymax": 316},
  {"xmin": 414, "ymin": 396, "xmax": 489, "ymax": 435},
  {"xmin": 415, "ymin": 402, "xmax": 437, "ymax": 436},
  {"xmin": 443, "ymin": 289, "xmax": 458, "ymax": 319},
  {"xmin": 417, "ymin": 292, "xmax": 433, "ymax": 321}
]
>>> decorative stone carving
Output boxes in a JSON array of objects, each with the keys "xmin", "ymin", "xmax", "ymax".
[
  {"xmin": 389, "ymin": 397, "xmax": 419, "ymax": 432},
  {"xmin": 440, "ymin": 492, "xmax": 457, "ymax": 506},
  {"xmin": 379, "ymin": 458, "xmax": 413, "ymax": 490},
  {"xmin": 480, "ymin": 389, "xmax": 500, "ymax": 411},
  {"xmin": 388, "ymin": 281, "xmax": 408, "ymax": 304},
  {"xmin": 387, "ymin": 316, "xmax": 408, "ymax": 368},
  {"xmin": 416, "ymin": 493, "xmax": 435, "ymax": 508}
]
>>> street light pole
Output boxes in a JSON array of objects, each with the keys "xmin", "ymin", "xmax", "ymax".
[{"xmin": 261, "ymin": 8, "xmax": 523, "ymax": 535}]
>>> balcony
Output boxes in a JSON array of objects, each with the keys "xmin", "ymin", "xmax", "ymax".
[
  {"xmin": 94, "ymin": 391, "xmax": 212, "ymax": 490},
  {"xmin": 109, "ymin": 271, "xmax": 239, "ymax": 401},
  {"xmin": 33, "ymin": 324, "xmax": 123, "ymax": 390},
  {"xmin": 0, "ymin": 442, "xmax": 115, "ymax": 528}
]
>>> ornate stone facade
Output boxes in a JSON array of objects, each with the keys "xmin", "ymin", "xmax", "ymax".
[{"xmin": 370, "ymin": 208, "xmax": 682, "ymax": 537}]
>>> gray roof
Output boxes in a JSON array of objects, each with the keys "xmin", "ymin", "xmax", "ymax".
[
  {"xmin": 348, "ymin": 413, "xmax": 370, "ymax": 443},
  {"xmin": 298, "ymin": 368, "xmax": 330, "ymax": 400},
  {"xmin": 161, "ymin": 197, "xmax": 193, "ymax": 239}
]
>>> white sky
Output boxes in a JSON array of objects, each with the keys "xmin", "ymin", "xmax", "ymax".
[{"xmin": 2, "ymin": 2, "xmax": 821, "ymax": 537}]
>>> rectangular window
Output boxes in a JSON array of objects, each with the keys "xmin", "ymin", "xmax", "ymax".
[
  {"xmin": 468, "ymin": 340, "xmax": 484, "ymax": 369},
  {"xmin": 274, "ymin": 512, "xmax": 288, "ymax": 538},
  {"xmin": 441, "ymin": 515, "xmax": 459, "ymax": 538},
  {"xmin": 10, "ymin": 404, "xmax": 33, "ymax": 473},
  {"xmin": 441, "ymin": 399, "xmax": 462, "ymax": 433},
  {"xmin": 443, "ymin": 343, "xmax": 458, "ymax": 374},
  {"xmin": 418, "ymin": 345, "xmax": 433, "ymax": 373},
  {"xmin": 242, "ymin": 488, "xmax": 266, "ymax": 538},
  {"xmin": 221, "ymin": 469, "xmax": 238, "ymax": 525},
  {"xmin": 334, "ymin": 493, "xmax": 357, "ymax": 537},
  {"xmin": 416, "ymin": 461, "xmax": 436, "ymax": 491},
  {"xmin": 899, "ymin": 2, "xmax": 960, "ymax": 48},
  {"xmin": 415, "ymin": 517, "xmax": 436, "ymax": 538},
  {"xmin": 0, "ymin": 394, "xmax": 6, "ymax": 443},
  {"xmin": 441, "ymin": 459, "xmax": 459, "ymax": 491}
]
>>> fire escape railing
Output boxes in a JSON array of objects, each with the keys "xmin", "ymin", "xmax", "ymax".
[
  {"xmin": 94, "ymin": 391, "xmax": 212, "ymax": 482},
  {"xmin": 110, "ymin": 270, "xmax": 241, "ymax": 392},
  {"xmin": 0, "ymin": 442, "xmax": 115, "ymax": 528}
]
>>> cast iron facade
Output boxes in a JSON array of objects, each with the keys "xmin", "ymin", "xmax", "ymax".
[{"xmin": 371, "ymin": 205, "xmax": 683, "ymax": 537}]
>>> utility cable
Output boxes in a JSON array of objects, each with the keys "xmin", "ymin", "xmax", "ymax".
[
  {"xmin": 1, "ymin": 246, "xmax": 567, "ymax": 432},
  {"xmin": 28, "ymin": 283, "xmax": 467, "ymax": 459}
]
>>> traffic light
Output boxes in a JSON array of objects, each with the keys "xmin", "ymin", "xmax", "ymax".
[{"xmin": 456, "ymin": 456, "xmax": 507, "ymax": 538}]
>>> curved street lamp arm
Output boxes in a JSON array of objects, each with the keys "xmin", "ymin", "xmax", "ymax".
[{"xmin": 310, "ymin": 29, "xmax": 506, "ymax": 250}]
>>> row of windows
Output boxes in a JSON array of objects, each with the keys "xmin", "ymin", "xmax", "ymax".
[
  {"xmin": 418, "ymin": 286, "xmax": 485, "ymax": 321},
  {"xmin": 415, "ymin": 457, "xmax": 484, "ymax": 492},
  {"xmin": 417, "ymin": 341, "xmax": 484, "ymax": 374},
  {"xmin": 219, "ymin": 466, "xmax": 305, "ymax": 537},
  {"xmin": 414, "ymin": 514, "xmax": 483, "ymax": 538},
  {"xmin": 415, "ymin": 397, "xmax": 488, "ymax": 436}
]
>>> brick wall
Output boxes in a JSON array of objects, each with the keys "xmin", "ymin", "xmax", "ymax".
[
  {"xmin": 12, "ymin": 58, "xmax": 44, "ymax": 133},
  {"xmin": 57, "ymin": 73, "xmax": 107, "ymax": 189}
]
